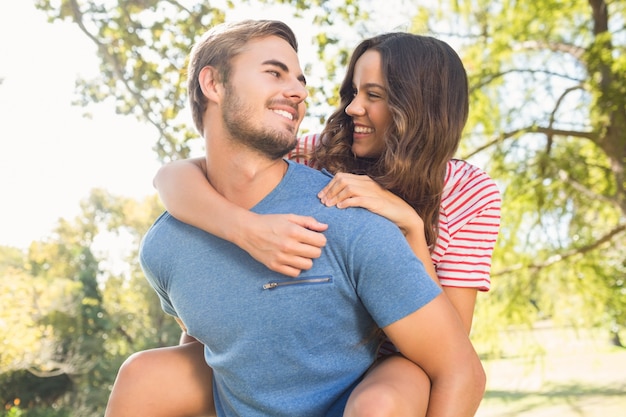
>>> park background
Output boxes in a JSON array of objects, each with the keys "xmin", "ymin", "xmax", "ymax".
[{"xmin": 1, "ymin": 1, "xmax": 625, "ymax": 416}]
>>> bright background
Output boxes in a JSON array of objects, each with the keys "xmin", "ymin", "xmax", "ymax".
[
  {"xmin": 0, "ymin": 2, "xmax": 161, "ymax": 249},
  {"xmin": 2, "ymin": 4, "xmax": 625, "ymax": 417},
  {"xmin": 0, "ymin": 2, "xmax": 408, "ymax": 250}
]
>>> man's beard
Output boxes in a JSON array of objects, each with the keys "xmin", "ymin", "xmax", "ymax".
[{"xmin": 222, "ymin": 83, "xmax": 298, "ymax": 159}]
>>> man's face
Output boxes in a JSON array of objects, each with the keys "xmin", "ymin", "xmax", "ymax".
[{"xmin": 221, "ymin": 36, "xmax": 308, "ymax": 159}]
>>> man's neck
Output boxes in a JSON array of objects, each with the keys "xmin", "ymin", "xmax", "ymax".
[{"xmin": 205, "ymin": 141, "xmax": 288, "ymax": 210}]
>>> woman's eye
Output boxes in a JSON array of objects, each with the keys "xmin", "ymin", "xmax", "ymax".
[{"xmin": 268, "ymin": 70, "xmax": 280, "ymax": 77}]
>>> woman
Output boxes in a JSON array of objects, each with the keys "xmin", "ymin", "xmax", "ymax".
[{"xmin": 107, "ymin": 32, "xmax": 500, "ymax": 416}]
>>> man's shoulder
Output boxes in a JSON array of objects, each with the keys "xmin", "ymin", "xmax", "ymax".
[
  {"xmin": 141, "ymin": 212, "xmax": 172, "ymax": 250},
  {"xmin": 284, "ymin": 159, "xmax": 333, "ymax": 188},
  {"xmin": 141, "ymin": 211, "xmax": 200, "ymax": 252},
  {"xmin": 281, "ymin": 161, "xmax": 402, "ymax": 235},
  {"xmin": 287, "ymin": 158, "xmax": 329, "ymax": 176}
]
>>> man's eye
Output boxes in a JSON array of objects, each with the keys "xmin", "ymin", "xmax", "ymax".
[{"xmin": 268, "ymin": 70, "xmax": 280, "ymax": 77}]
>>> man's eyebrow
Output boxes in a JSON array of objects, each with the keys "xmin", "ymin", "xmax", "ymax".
[{"xmin": 262, "ymin": 59, "xmax": 307, "ymax": 86}]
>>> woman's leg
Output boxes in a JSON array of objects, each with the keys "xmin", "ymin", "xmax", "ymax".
[
  {"xmin": 344, "ymin": 355, "xmax": 430, "ymax": 417},
  {"xmin": 105, "ymin": 341, "xmax": 215, "ymax": 417}
]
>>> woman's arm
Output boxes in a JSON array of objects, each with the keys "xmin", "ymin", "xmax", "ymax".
[
  {"xmin": 154, "ymin": 158, "xmax": 328, "ymax": 277},
  {"xmin": 442, "ymin": 287, "xmax": 477, "ymax": 333},
  {"xmin": 384, "ymin": 294, "xmax": 486, "ymax": 416},
  {"xmin": 318, "ymin": 172, "xmax": 479, "ymax": 333},
  {"xmin": 318, "ymin": 172, "xmax": 438, "ymax": 280}
]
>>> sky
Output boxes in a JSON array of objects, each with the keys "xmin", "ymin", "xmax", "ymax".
[
  {"xmin": 0, "ymin": 1, "xmax": 410, "ymax": 250},
  {"xmin": 0, "ymin": 2, "xmax": 161, "ymax": 249}
]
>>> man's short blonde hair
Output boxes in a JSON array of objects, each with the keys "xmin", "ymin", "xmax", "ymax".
[{"xmin": 187, "ymin": 20, "xmax": 299, "ymax": 134}]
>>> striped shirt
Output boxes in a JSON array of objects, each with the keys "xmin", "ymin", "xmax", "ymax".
[{"xmin": 288, "ymin": 133, "xmax": 501, "ymax": 291}]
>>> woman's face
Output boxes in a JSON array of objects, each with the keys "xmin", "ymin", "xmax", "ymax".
[{"xmin": 345, "ymin": 49, "xmax": 393, "ymax": 158}]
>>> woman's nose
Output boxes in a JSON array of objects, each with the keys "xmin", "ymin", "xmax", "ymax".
[{"xmin": 345, "ymin": 97, "xmax": 364, "ymax": 116}]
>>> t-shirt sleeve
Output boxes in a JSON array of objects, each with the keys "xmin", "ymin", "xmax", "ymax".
[
  {"xmin": 348, "ymin": 213, "xmax": 442, "ymax": 328},
  {"xmin": 139, "ymin": 217, "xmax": 179, "ymax": 318},
  {"xmin": 435, "ymin": 162, "xmax": 501, "ymax": 291}
]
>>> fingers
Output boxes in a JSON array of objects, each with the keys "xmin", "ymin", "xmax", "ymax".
[
  {"xmin": 280, "ymin": 217, "xmax": 328, "ymax": 259},
  {"xmin": 245, "ymin": 214, "xmax": 328, "ymax": 277},
  {"xmin": 289, "ymin": 215, "xmax": 329, "ymax": 234},
  {"xmin": 266, "ymin": 254, "xmax": 314, "ymax": 278},
  {"xmin": 318, "ymin": 172, "xmax": 354, "ymax": 199},
  {"xmin": 317, "ymin": 175, "xmax": 416, "ymax": 228},
  {"xmin": 318, "ymin": 173, "xmax": 375, "ymax": 207},
  {"xmin": 264, "ymin": 242, "xmax": 320, "ymax": 278}
]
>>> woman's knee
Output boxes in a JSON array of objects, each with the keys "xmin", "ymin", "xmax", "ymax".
[
  {"xmin": 345, "ymin": 382, "xmax": 406, "ymax": 417},
  {"xmin": 344, "ymin": 356, "xmax": 430, "ymax": 417},
  {"xmin": 115, "ymin": 349, "xmax": 160, "ymax": 382},
  {"xmin": 106, "ymin": 345, "xmax": 215, "ymax": 417}
]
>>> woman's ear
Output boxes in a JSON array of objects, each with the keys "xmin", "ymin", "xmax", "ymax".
[{"xmin": 198, "ymin": 66, "xmax": 222, "ymax": 102}]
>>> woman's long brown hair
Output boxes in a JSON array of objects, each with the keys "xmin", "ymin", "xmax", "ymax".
[{"xmin": 311, "ymin": 33, "xmax": 469, "ymax": 249}]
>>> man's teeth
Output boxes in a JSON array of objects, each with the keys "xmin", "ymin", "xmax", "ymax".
[
  {"xmin": 272, "ymin": 109, "xmax": 294, "ymax": 120},
  {"xmin": 354, "ymin": 126, "xmax": 373, "ymax": 133}
]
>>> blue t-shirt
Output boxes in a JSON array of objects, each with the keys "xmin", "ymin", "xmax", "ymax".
[{"xmin": 140, "ymin": 160, "xmax": 441, "ymax": 417}]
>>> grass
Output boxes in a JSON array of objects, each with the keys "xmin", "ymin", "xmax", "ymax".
[{"xmin": 475, "ymin": 323, "xmax": 626, "ymax": 417}]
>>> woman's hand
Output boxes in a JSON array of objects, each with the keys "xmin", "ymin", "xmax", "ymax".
[
  {"xmin": 236, "ymin": 213, "xmax": 328, "ymax": 277},
  {"xmin": 318, "ymin": 173, "xmax": 421, "ymax": 235},
  {"xmin": 319, "ymin": 172, "xmax": 438, "ymax": 283}
]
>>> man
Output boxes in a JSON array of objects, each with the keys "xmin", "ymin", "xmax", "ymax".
[{"xmin": 119, "ymin": 20, "xmax": 485, "ymax": 416}]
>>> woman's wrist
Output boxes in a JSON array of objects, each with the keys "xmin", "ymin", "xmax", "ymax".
[
  {"xmin": 404, "ymin": 223, "xmax": 438, "ymax": 282},
  {"xmin": 398, "ymin": 210, "xmax": 425, "ymax": 236},
  {"xmin": 223, "ymin": 208, "xmax": 256, "ymax": 249}
]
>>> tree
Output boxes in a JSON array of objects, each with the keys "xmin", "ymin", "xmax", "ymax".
[
  {"xmin": 33, "ymin": 0, "xmax": 625, "ymax": 349},
  {"xmin": 0, "ymin": 190, "xmax": 179, "ymax": 415},
  {"xmin": 33, "ymin": 0, "xmax": 374, "ymax": 160},
  {"xmin": 422, "ymin": 0, "xmax": 626, "ymax": 348},
  {"xmin": 0, "ymin": 251, "xmax": 74, "ymax": 410}
]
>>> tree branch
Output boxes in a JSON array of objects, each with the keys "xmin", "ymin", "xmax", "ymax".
[
  {"xmin": 557, "ymin": 169, "xmax": 617, "ymax": 207},
  {"xmin": 547, "ymin": 85, "xmax": 586, "ymax": 148},
  {"xmin": 471, "ymin": 68, "xmax": 583, "ymax": 92},
  {"xmin": 492, "ymin": 223, "xmax": 626, "ymax": 277},
  {"xmin": 68, "ymin": 0, "xmax": 170, "ymax": 146},
  {"xmin": 462, "ymin": 125, "xmax": 597, "ymax": 159},
  {"xmin": 514, "ymin": 40, "xmax": 586, "ymax": 60}
]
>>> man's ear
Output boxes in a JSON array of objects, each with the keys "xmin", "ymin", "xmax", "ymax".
[{"xmin": 198, "ymin": 66, "xmax": 222, "ymax": 102}]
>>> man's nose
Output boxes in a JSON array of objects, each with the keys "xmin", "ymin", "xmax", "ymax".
[{"xmin": 284, "ymin": 80, "xmax": 308, "ymax": 102}]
